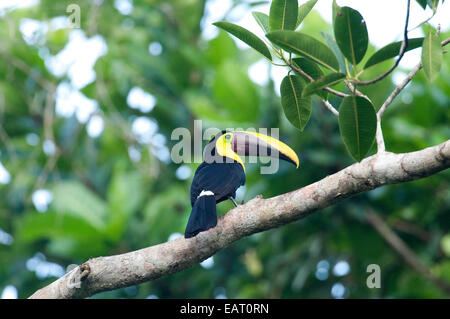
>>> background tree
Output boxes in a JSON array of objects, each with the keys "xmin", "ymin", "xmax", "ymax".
[{"xmin": 0, "ymin": 0, "xmax": 449, "ymax": 299}]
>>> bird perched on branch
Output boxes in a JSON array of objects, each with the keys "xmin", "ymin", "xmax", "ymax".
[{"xmin": 185, "ymin": 130, "xmax": 299, "ymax": 238}]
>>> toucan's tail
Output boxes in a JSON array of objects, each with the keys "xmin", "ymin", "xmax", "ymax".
[{"xmin": 185, "ymin": 192, "xmax": 217, "ymax": 238}]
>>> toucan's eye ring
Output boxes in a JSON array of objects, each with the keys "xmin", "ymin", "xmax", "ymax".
[{"xmin": 225, "ymin": 134, "xmax": 232, "ymax": 140}]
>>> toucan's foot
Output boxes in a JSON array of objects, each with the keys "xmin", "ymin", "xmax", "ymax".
[
  {"xmin": 241, "ymin": 200, "xmax": 245, "ymax": 205},
  {"xmin": 229, "ymin": 197, "xmax": 239, "ymax": 207}
]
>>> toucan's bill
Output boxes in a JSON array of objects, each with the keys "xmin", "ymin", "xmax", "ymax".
[{"xmin": 214, "ymin": 131, "xmax": 299, "ymax": 171}]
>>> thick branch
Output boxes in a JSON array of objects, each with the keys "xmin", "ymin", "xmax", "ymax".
[{"xmin": 29, "ymin": 139, "xmax": 450, "ymax": 299}]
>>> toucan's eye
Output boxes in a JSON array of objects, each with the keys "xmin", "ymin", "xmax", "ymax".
[{"xmin": 225, "ymin": 134, "xmax": 232, "ymax": 140}]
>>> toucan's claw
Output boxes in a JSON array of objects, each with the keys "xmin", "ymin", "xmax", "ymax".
[{"xmin": 229, "ymin": 197, "xmax": 239, "ymax": 207}]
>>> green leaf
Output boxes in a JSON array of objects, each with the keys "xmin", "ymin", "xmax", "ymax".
[
  {"xmin": 421, "ymin": 30, "xmax": 442, "ymax": 82},
  {"xmin": 332, "ymin": 0, "xmax": 340, "ymax": 25},
  {"xmin": 433, "ymin": 261, "xmax": 450, "ymax": 283},
  {"xmin": 302, "ymin": 72, "xmax": 346, "ymax": 97},
  {"xmin": 249, "ymin": 1, "xmax": 270, "ymax": 7},
  {"xmin": 292, "ymin": 57, "xmax": 327, "ymax": 99},
  {"xmin": 364, "ymin": 38, "xmax": 424, "ymax": 69},
  {"xmin": 321, "ymin": 32, "xmax": 346, "ymax": 73},
  {"xmin": 280, "ymin": 75, "xmax": 312, "ymax": 131},
  {"xmin": 269, "ymin": 0, "xmax": 299, "ymax": 31},
  {"xmin": 267, "ymin": 31, "xmax": 339, "ymax": 71},
  {"xmin": 441, "ymin": 234, "xmax": 450, "ymax": 257},
  {"xmin": 252, "ymin": 12, "xmax": 280, "ymax": 50},
  {"xmin": 80, "ymin": 81, "xmax": 97, "ymax": 99},
  {"xmin": 252, "ymin": 11, "xmax": 270, "ymax": 34},
  {"xmin": 427, "ymin": 0, "xmax": 439, "ymax": 11},
  {"xmin": 186, "ymin": 91, "xmax": 231, "ymax": 122},
  {"xmin": 213, "ymin": 21, "xmax": 272, "ymax": 61},
  {"xmin": 143, "ymin": 186, "xmax": 191, "ymax": 245},
  {"xmin": 416, "ymin": 0, "xmax": 428, "ymax": 9},
  {"xmin": 333, "ymin": 6, "xmax": 368, "ymax": 65},
  {"xmin": 296, "ymin": 0, "xmax": 318, "ymax": 28},
  {"xmin": 50, "ymin": 181, "xmax": 108, "ymax": 230},
  {"xmin": 16, "ymin": 211, "xmax": 102, "ymax": 242},
  {"xmin": 338, "ymin": 96, "xmax": 377, "ymax": 161},
  {"xmin": 206, "ymin": 30, "xmax": 238, "ymax": 66},
  {"xmin": 213, "ymin": 60, "xmax": 259, "ymax": 122},
  {"xmin": 108, "ymin": 171, "xmax": 145, "ymax": 217},
  {"xmin": 106, "ymin": 170, "xmax": 146, "ymax": 240}
]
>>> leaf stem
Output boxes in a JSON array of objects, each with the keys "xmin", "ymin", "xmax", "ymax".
[
  {"xmin": 285, "ymin": 57, "xmax": 349, "ymax": 99},
  {"xmin": 351, "ymin": 0, "xmax": 411, "ymax": 86}
]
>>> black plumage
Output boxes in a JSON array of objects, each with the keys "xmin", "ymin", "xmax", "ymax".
[
  {"xmin": 185, "ymin": 161, "xmax": 245, "ymax": 238},
  {"xmin": 190, "ymin": 162, "xmax": 245, "ymax": 206}
]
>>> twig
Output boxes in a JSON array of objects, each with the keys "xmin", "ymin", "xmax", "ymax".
[
  {"xmin": 345, "ymin": 81, "xmax": 370, "ymax": 100},
  {"xmin": 31, "ymin": 87, "xmax": 61, "ymax": 195},
  {"xmin": 377, "ymin": 61, "xmax": 422, "ymax": 118},
  {"xmin": 289, "ymin": 63, "xmax": 349, "ymax": 98},
  {"xmin": 282, "ymin": 60, "xmax": 342, "ymax": 115},
  {"xmin": 440, "ymin": 37, "xmax": 450, "ymax": 48},
  {"xmin": 0, "ymin": 89, "xmax": 17, "ymax": 159},
  {"xmin": 322, "ymin": 99, "xmax": 339, "ymax": 116},
  {"xmin": 0, "ymin": 125, "xmax": 16, "ymax": 159},
  {"xmin": 96, "ymin": 73, "xmax": 134, "ymax": 144},
  {"xmin": 32, "ymin": 150, "xmax": 61, "ymax": 194},
  {"xmin": 375, "ymin": 59, "xmax": 420, "ymax": 153},
  {"xmin": 376, "ymin": 37, "xmax": 449, "ymax": 152},
  {"xmin": 43, "ymin": 87, "xmax": 56, "ymax": 143},
  {"xmin": 275, "ymin": 45, "xmax": 345, "ymax": 116},
  {"xmin": 288, "ymin": 62, "xmax": 342, "ymax": 116},
  {"xmin": 1, "ymin": 50, "xmax": 61, "ymax": 195},
  {"xmin": 393, "ymin": 219, "xmax": 431, "ymax": 242},
  {"xmin": 352, "ymin": 0, "xmax": 411, "ymax": 86},
  {"xmin": 408, "ymin": 5, "xmax": 437, "ymax": 32},
  {"xmin": 366, "ymin": 210, "xmax": 450, "ymax": 296},
  {"xmin": 1, "ymin": 51, "xmax": 54, "ymax": 91},
  {"xmin": 375, "ymin": 116, "xmax": 385, "ymax": 153}
]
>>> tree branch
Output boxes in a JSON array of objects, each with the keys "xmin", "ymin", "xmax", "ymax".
[
  {"xmin": 393, "ymin": 219, "xmax": 430, "ymax": 242},
  {"xmin": 352, "ymin": 0, "xmax": 411, "ymax": 86},
  {"xmin": 365, "ymin": 210, "xmax": 450, "ymax": 295},
  {"xmin": 375, "ymin": 37, "xmax": 450, "ymax": 153},
  {"xmin": 29, "ymin": 139, "xmax": 450, "ymax": 299},
  {"xmin": 377, "ymin": 61, "xmax": 423, "ymax": 118},
  {"xmin": 375, "ymin": 116, "xmax": 386, "ymax": 153},
  {"xmin": 289, "ymin": 62, "xmax": 349, "ymax": 99},
  {"xmin": 287, "ymin": 62, "xmax": 340, "ymax": 116},
  {"xmin": 377, "ymin": 37, "xmax": 450, "ymax": 119},
  {"xmin": 321, "ymin": 99, "xmax": 339, "ymax": 116}
]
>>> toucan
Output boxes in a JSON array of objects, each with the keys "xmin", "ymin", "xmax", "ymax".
[{"xmin": 185, "ymin": 130, "xmax": 299, "ymax": 238}]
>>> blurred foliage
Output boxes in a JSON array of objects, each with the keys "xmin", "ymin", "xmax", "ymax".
[{"xmin": 0, "ymin": 0, "xmax": 449, "ymax": 299}]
